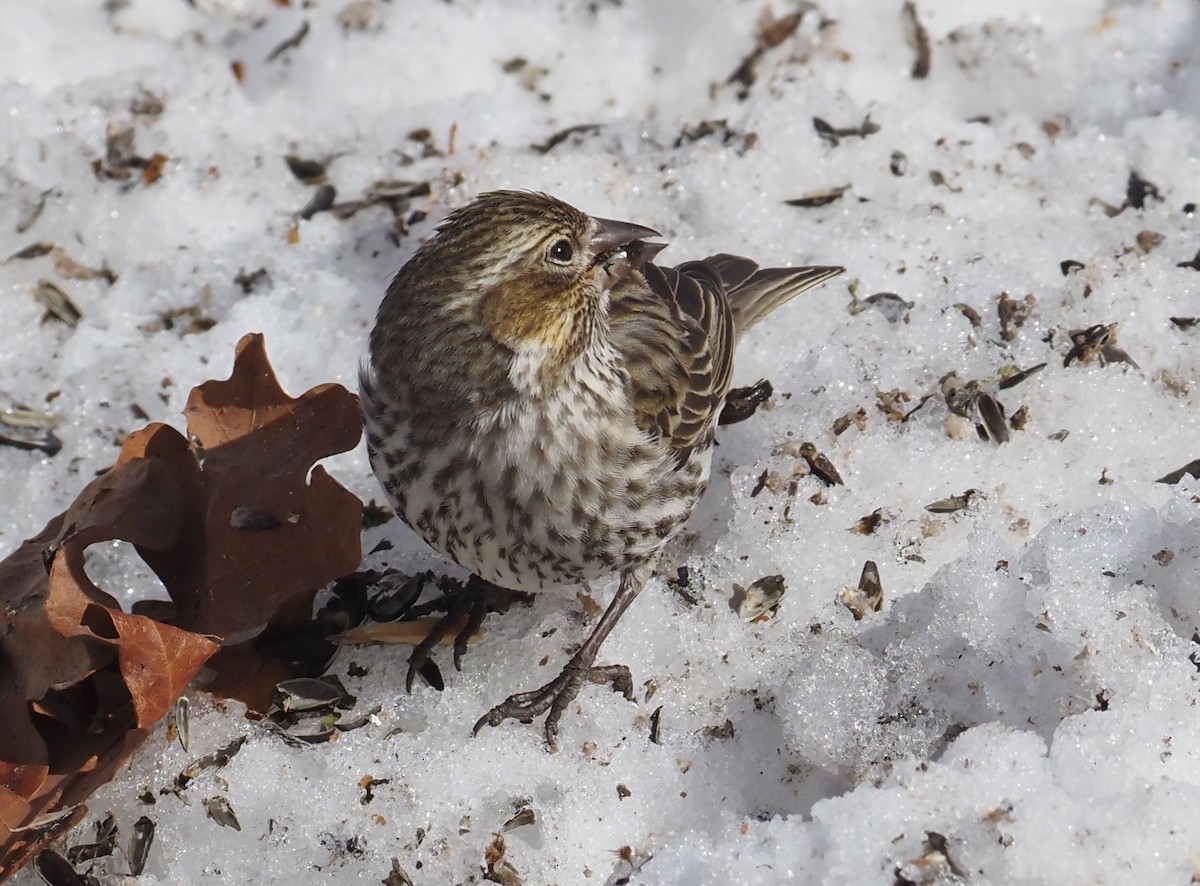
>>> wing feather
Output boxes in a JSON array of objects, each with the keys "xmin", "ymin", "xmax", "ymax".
[
  {"xmin": 608, "ymin": 254, "xmax": 843, "ymax": 464},
  {"xmin": 608, "ymin": 260, "xmax": 735, "ymax": 463}
]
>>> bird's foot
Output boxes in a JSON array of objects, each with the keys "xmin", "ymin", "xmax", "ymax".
[
  {"xmin": 472, "ymin": 658, "xmax": 634, "ymax": 752},
  {"xmin": 405, "ymin": 575, "xmax": 533, "ymax": 692}
]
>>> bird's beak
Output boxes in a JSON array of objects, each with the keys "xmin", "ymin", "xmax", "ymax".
[
  {"xmin": 588, "ymin": 216, "xmax": 662, "ymax": 256},
  {"xmin": 589, "ymin": 216, "xmax": 665, "ymax": 287}
]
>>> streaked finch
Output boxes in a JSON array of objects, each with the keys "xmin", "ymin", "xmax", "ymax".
[{"xmin": 361, "ymin": 190, "xmax": 842, "ymax": 749}]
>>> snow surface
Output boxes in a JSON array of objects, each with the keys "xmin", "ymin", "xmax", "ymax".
[{"xmin": 4, "ymin": 0, "xmax": 1200, "ymax": 883}]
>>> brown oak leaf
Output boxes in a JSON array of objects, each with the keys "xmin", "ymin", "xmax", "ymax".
[{"xmin": 0, "ymin": 333, "xmax": 363, "ymax": 880}]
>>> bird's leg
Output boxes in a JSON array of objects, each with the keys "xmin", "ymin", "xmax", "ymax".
[
  {"xmin": 405, "ymin": 575, "xmax": 533, "ymax": 692},
  {"xmin": 473, "ymin": 562, "xmax": 651, "ymax": 751}
]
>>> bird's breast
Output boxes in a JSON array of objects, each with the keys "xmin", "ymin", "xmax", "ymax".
[{"xmin": 376, "ymin": 361, "xmax": 708, "ymax": 591}]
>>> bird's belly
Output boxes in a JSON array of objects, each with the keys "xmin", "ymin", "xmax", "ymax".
[{"xmin": 373, "ymin": 416, "xmax": 708, "ymax": 592}]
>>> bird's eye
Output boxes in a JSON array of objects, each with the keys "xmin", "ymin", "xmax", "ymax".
[{"xmin": 548, "ymin": 239, "xmax": 574, "ymax": 263}]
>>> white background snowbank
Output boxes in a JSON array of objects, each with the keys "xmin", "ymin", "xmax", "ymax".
[{"xmin": 3, "ymin": 0, "xmax": 1200, "ymax": 883}]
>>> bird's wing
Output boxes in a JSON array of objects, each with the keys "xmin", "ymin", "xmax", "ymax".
[
  {"xmin": 607, "ymin": 259, "xmax": 737, "ymax": 462},
  {"xmin": 704, "ymin": 254, "xmax": 844, "ymax": 331}
]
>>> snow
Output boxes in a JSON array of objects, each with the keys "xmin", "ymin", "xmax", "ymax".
[{"xmin": 3, "ymin": 0, "xmax": 1200, "ymax": 883}]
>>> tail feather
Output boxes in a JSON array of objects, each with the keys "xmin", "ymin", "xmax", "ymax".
[{"xmin": 713, "ymin": 259, "xmax": 844, "ymax": 332}]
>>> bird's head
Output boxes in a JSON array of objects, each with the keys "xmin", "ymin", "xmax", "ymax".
[{"xmin": 415, "ymin": 191, "xmax": 663, "ymax": 359}]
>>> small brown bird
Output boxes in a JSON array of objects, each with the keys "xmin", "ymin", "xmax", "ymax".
[{"xmin": 361, "ymin": 190, "xmax": 842, "ymax": 749}]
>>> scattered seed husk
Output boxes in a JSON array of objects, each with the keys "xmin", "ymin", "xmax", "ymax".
[
  {"xmin": 1170, "ymin": 316, "xmax": 1199, "ymax": 330},
  {"xmin": 11, "ymin": 806, "xmax": 81, "ymax": 835},
  {"xmin": 53, "ymin": 250, "xmax": 116, "ymax": 284},
  {"xmin": 358, "ymin": 774, "xmax": 391, "ymax": 805},
  {"xmin": 927, "ymin": 831, "xmax": 969, "ymax": 878},
  {"xmin": 33, "ymin": 278, "xmax": 82, "ymax": 326},
  {"xmin": 335, "ymin": 704, "xmax": 382, "ymax": 733},
  {"xmin": 1136, "ymin": 230, "xmax": 1164, "ymax": 253},
  {"xmin": 799, "ymin": 442, "xmax": 844, "ymax": 486},
  {"xmin": 501, "ymin": 808, "xmax": 537, "ymax": 833},
  {"xmin": 7, "ymin": 241, "xmax": 54, "ymax": 260},
  {"xmin": 850, "ymin": 508, "xmax": 886, "ymax": 534},
  {"xmin": 1060, "ymin": 259, "xmax": 1085, "ymax": 275},
  {"xmin": 941, "ymin": 373, "xmax": 1016, "ymax": 444},
  {"xmin": 16, "ymin": 188, "xmax": 56, "ymax": 234},
  {"xmin": 328, "ymin": 178, "xmax": 432, "ymax": 222},
  {"xmin": 901, "ymin": 1, "xmax": 931, "ymax": 78},
  {"xmin": 0, "ymin": 403, "xmax": 62, "ymax": 455},
  {"xmin": 730, "ymin": 574, "xmax": 785, "ymax": 621},
  {"xmin": 997, "ymin": 362, "xmax": 1047, "ymax": 390},
  {"xmin": 832, "ymin": 406, "xmax": 868, "ymax": 435},
  {"xmin": 367, "ymin": 571, "xmax": 424, "ymax": 621},
  {"xmin": 1089, "ymin": 196, "xmax": 1124, "ymax": 218},
  {"xmin": 1064, "ymin": 323, "xmax": 1138, "ymax": 368},
  {"xmin": 953, "ymin": 303, "xmax": 981, "ymax": 327},
  {"xmin": 785, "ymin": 184, "xmax": 850, "ymax": 208},
  {"xmin": 130, "ymin": 88, "xmax": 165, "ymax": 117},
  {"xmin": 726, "ymin": 7, "xmax": 807, "ymax": 96},
  {"xmin": 484, "ymin": 834, "xmax": 523, "ymax": 886},
  {"xmin": 649, "ymin": 705, "xmax": 663, "ymax": 744},
  {"xmin": 172, "ymin": 695, "xmax": 190, "ymax": 752},
  {"xmin": 840, "ymin": 560, "xmax": 883, "ymax": 620},
  {"xmin": 366, "ymin": 178, "xmax": 431, "ymax": 202},
  {"xmin": 127, "ymin": 816, "xmax": 155, "ymax": 876},
  {"xmin": 890, "ymin": 150, "xmax": 908, "ymax": 176},
  {"xmin": 1048, "ymin": 429, "xmax": 1069, "ymax": 442},
  {"xmin": 812, "ymin": 115, "xmax": 879, "ymax": 148},
  {"xmin": 719, "ymin": 379, "xmax": 773, "ymax": 425},
  {"xmin": 175, "ymin": 735, "xmax": 248, "ymax": 790},
  {"xmin": 849, "ymin": 290, "xmax": 912, "ymax": 322},
  {"xmin": 1125, "ymin": 170, "xmax": 1161, "ymax": 210},
  {"xmin": 284, "ymin": 154, "xmax": 326, "ymax": 183},
  {"xmin": 877, "ymin": 388, "xmax": 913, "ymax": 421},
  {"xmin": 297, "ymin": 183, "xmax": 337, "ymax": 220},
  {"xmin": 901, "ymin": 391, "xmax": 937, "ymax": 422},
  {"xmin": 925, "ymin": 489, "xmax": 980, "ymax": 513},
  {"xmin": 1009, "ymin": 404, "xmax": 1029, "ymax": 431},
  {"xmin": 32, "ymin": 849, "xmax": 86, "ymax": 886},
  {"xmin": 273, "ymin": 676, "xmax": 356, "ymax": 714},
  {"xmin": 673, "ymin": 118, "xmax": 757, "ymax": 155},
  {"xmin": 203, "ymin": 796, "xmax": 241, "ymax": 831},
  {"xmin": 1176, "ymin": 249, "xmax": 1200, "ymax": 271},
  {"xmin": 106, "ymin": 121, "xmax": 136, "ymax": 167},
  {"xmin": 266, "ymin": 20, "xmax": 310, "ymax": 62},
  {"xmin": 530, "ymin": 123, "xmax": 603, "ymax": 155},
  {"xmin": 330, "ymin": 616, "xmax": 470, "ymax": 647},
  {"xmin": 65, "ymin": 813, "xmax": 118, "ymax": 865},
  {"xmin": 703, "ymin": 719, "xmax": 735, "ymax": 740},
  {"xmin": 997, "ymin": 292, "xmax": 1036, "ymax": 341},
  {"xmin": 975, "ymin": 392, "xmax": 1009, "ymax": 444},
  {"xmin": 383, "ymin": 858, "xmax": 415, "ymax": 886},
  {"xmin": 928, "ymin": 169, "xmax": 961, "ymax": 192}
]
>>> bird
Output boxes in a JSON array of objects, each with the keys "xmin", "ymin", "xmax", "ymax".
[{"xmin": 360, "ymin": 190, "xmax": 843, "ymax": 750}]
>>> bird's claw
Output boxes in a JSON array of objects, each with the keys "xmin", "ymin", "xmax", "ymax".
[
  {"xmin": 473, "ymin": 662, "xmax": 634, "ymax": 752},
  {"xmin": 404, "ymin": 577, "xmax": 532, "ymax": 692}
]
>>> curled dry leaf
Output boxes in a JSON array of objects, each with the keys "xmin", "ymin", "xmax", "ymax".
[
  {"xmin": 0, "ymin": 333, "xmax": 362, "ymax": 880},
  {"xmin": 0, "ymin": 455, "xmax": 219, "ymax": 879}
]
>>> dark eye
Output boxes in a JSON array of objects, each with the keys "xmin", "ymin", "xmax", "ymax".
[{"xmin": 548, "ymin": 239, "xmax": 574, "ymax": 263}]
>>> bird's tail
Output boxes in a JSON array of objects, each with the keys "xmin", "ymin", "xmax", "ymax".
[{"xmin": 706, "ymin": 254, "xmax": 844, "ymax": 332}]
